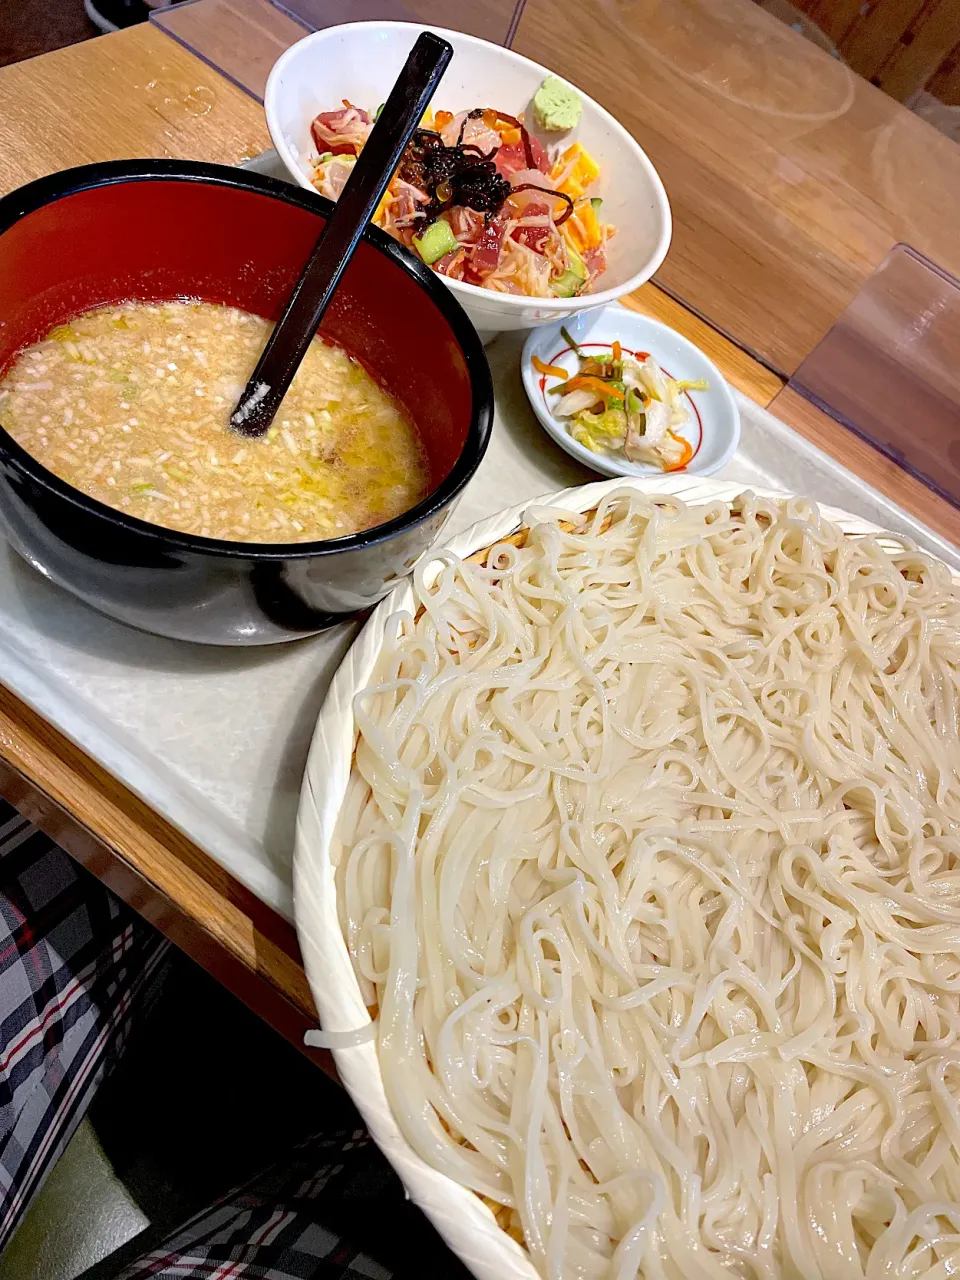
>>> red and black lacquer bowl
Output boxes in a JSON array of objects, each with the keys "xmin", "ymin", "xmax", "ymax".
[{"xmin": 0, "ymin": 161, "xmax": 493, "ymax": 644}]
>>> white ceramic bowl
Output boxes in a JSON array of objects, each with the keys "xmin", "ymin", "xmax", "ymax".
[
  {"xmin": 522, "ymin": 306, "xmax": 741, "ymax": 477},
  {"xmin": 264, "ymin": 21, "xmax": 672, "ymax": 337}
]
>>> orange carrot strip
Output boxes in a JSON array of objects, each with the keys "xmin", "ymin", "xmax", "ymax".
[
  {"xmin": 532, "ymin": 355, "xmax": 569, "ymax": 380},
  {"xmin": 558, "ymin": 375, "xmax": 624, "ymax": 403},
  {"xmin": 612, "ymin": 340, "xmax": 622, "ymax": 361},
  {"xmin": 664, "ymin": 429, "xmax": 694, "ymax": 472}
]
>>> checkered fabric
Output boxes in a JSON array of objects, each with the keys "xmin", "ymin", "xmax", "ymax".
[
  {"xmin": 115, "ymin": 1124, "xmax": 476, "ymax": 1279},
  {"xmin": 0, "ymin": 801, "xmax": 470, "ymax": 1278},
  {"xmin": 0, "ymin": 798, "xmax": 170, "ymax": 1251},
  {"xmin": 117, "ymin": 1131, "xmax": 398, "ymax": 1280}
]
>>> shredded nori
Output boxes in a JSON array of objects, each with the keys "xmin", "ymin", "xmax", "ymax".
[
  {"xmin": 398, "ymin": 120, "xmax": 511, "ymax": 220},
  {"xmin": 397, "ymin": 109, "xmax": 569, "ymax": 227}
]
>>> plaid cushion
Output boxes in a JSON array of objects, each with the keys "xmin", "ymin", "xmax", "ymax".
[
  {"xmin": 0, "ymin": 801, "xmax": 469, "ymax": 1279},
  {"xmin": 0, "ymin": 799, "xmax": 170, "ymax": 1250},
  {"xmin": 117, "ymin": 1131, "xmax": 394, "ymax": 1280},
  {"xmin": 115, "ymin": 1125, "xmax": 475, "ymax": 1280}
]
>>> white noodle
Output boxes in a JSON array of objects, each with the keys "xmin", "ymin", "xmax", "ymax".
[
  {"xmin": 303, "ymin": 1024, "xmax": 377, "ymax": 1049},
  {"xmin": 332, "ymin": 490, "xmax": 960, "ymax": 1278}
]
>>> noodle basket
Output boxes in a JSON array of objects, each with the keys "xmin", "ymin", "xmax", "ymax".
[{"xmin": 294, "ymin": 474, "xmax": 960, "ymax": 1279}]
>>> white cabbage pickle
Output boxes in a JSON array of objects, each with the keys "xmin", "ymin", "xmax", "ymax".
[{"xmin": 548, "ymin": 343, "xmax": 706, "ymax": 470}]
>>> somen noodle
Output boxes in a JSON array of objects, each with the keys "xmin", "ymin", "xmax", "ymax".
[{"xmin": 332, "ymin": 490, "xmax": 960, "ymax": 1278}]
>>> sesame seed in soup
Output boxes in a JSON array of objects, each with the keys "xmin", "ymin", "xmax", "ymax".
[{"xmin": 0, "ymin": 301, "xmax": 428, "ymax": 543}]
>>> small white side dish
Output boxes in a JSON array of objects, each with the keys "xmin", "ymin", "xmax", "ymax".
[{"xmin": 522, "ymin": 306, "xmax": 741, "ymax": 477}]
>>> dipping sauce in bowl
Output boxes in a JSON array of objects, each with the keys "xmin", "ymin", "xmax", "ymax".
[
  {"xmin": 0, "ymin": 160, "xmax": 493, "ymax": 644},
  {"xmin": 0, "ymin": 301, "xmax": 427, "ymax": 543}
]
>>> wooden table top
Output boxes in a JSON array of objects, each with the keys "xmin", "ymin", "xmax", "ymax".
[
  {"xmin": 512, "ymin": 0, "xmax": 960, "ymax": 374},
  {"xmin": 0, "ymin": 23, "xmax": 269, "ymax": 188},
  {"xmin": 153, "ymin": 0, "xmax": 960, "ymax": 375},
  {"xmin": 0, "ymin": 15, "xmax": 957, "ymax": 1039}
]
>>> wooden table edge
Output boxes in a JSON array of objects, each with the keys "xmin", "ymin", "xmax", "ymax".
[{"xmin": 0, "ymin": 687, "xmax": 333, "ymax": 1076}]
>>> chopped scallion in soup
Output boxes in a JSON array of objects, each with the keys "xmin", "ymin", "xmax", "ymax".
[{"xmin": 0, "ymin": 301, "xmax": 428, "ymax": 543}]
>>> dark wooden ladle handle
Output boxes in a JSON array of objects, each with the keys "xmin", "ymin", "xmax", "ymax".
[{"xmin": 230, "ymin": 30, "xmax": 453, "ymax": 438}]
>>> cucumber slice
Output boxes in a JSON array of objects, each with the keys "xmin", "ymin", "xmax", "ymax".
[
  {"xmin": 413, "ymin": 220, "xmax": 458, "ymax": 266},
  {"xmin": 567, "ymin": 244, "xmax": 588, "ymax": 281},
  {"xmin": 550, "ymin": 269, "xmax": 585, "ymax": 298}
]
